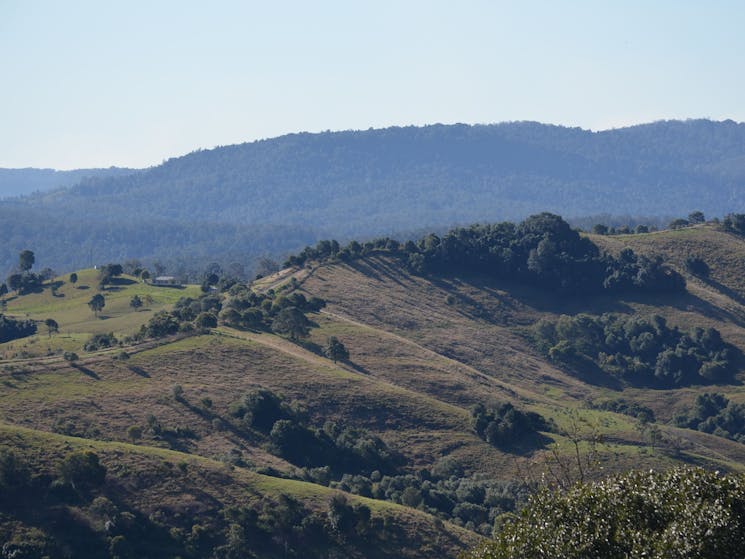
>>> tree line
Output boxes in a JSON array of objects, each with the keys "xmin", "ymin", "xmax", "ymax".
[{"xmin": 286, "ymin": 213, "xmax": 685, "ymax": 295}]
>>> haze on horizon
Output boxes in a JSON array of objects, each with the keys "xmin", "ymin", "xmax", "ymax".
[{"xmin": 1, "ymin": 0, "xmax": 744, "ymax": 170}]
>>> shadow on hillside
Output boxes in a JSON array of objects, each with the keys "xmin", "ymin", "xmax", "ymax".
[
  {"xmin": 434, "ymin": 270, "xmax": 745, "ymax": 327},
  {"xmin": 346, "ymin": 259, "xmax": 385, "ymax": 283},
  {"xmin": 176, "ymin": 396, "xmax": 263, "ymax": 446},
  {"xmin": 128, "ymin": 365, "xmax": 150, "ymax": 378},
  {"xmin": 72, "ymin": 364, "xmax": 99, "ymax": 380},
  {"xmin": 416, "ymin": 270, "xmax": 632, "ymax": 317},
  {"xmin": 22, "ymin": 286, "xmax": 45, "ymax": 295},
  {"xmin": 346, "ymin": 360, "xmax": 373, "ymax": 375},
  {"xmin": 366, "ymin": 257, "xmax": 411, "ymax": 286},
  {"xmin": 499, "ymin": 431, "xmax": 554, "ymax": 456},
  {"xmin": 656, "ymin": 290, "xmax": 745, "ymax": 327},
  {"xmin": 560, "ymin": 358, "xmax": 624, "ymax": 391},
  {"xmin": 110, "ymin": 277, "xmax": 137, "ymax": 286},
  {"xmin": 702, "ymin": 276, "xmax": 745, "ymax": 308}
]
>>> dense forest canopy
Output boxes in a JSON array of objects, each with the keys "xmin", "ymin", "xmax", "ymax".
[{"xmin": 2, "ymin": 119, "xmax": 745, "ymax": 276}]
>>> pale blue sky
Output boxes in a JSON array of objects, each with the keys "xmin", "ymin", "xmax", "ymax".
[{"xmin": 1, "ymin": 0, "xmax": 744, "ymax": 169}]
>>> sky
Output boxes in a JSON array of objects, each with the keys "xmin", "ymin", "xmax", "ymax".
[{"xmin": 1, "ymin": 0, "xmax": 744, "ymax": 170}]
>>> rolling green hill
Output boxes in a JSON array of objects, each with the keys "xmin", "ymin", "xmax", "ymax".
[
  {"xmin": 1, "ymin": 269, "xmax": 201, "ymax": 360},
  {"xmin": 4, "ymin": 221, "xmax": 745, "ymax": 557}
]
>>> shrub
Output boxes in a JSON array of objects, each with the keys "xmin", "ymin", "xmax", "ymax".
[
  {"xmin": 84, "ymin": 332, "xmax": 118, "ymax": 351},
  {"xmin": 685, "ymin": 256, "xmax": 710, "ymax": 277},
  {"xmin": 127, "ymin": 425, "xmax": 143, "ymax": 443},
  {"xmin": 172, "ymin": 384, "xmax": 184, "ymax": 401},
  {"xmin": 63, "ymin": 351, "xmax": 79, "ymax": 362},
  {"xmin": 58, "ymin": 451, "xmax": 106, "ymax": 490},
  {"xmin": 0, "ymin": 449, "xmax": 30, "ymax": 498},
  {"xmin": 323, "ymin": 336, "xmax": 349, "ymax": 363}
]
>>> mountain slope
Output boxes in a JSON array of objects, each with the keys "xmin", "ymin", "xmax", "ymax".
[{"xmin": 3, "ymin": 119, "xmax": 745, "ymax": 275}]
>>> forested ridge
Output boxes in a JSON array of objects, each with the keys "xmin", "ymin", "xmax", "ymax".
[
  {"xmin": 0, "ymin": 167, "xmax": 133, "ymax": 198},
  {"xmin": 3, "ymin": 119, "xmax": 745, "ymax": 276}
]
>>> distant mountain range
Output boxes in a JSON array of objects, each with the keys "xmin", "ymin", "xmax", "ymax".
[
  {"xmin": 2, "ymin": 119, "xmax": 744, "ymax": 276},
  {"xmin": 0, "ymin": 167, "xmax": 134, "ymax": 198}
]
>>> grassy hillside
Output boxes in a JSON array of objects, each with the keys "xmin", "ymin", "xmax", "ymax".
[
  {"xmin": 5, "ymin": 224, "xmax": 745, "ymax": 556},
  {"xmin": 295, "ymin": 252, "xmax": 745, "ymax": 471},
  {"xmin": 1, "ymin": 269, "xmax": 201, "ymax": 360}
]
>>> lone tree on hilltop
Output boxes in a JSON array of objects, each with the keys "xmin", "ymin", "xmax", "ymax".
[
  {"xmin": 323, "ymin": 336, "xmax": 349, "ymax": 363},
  {"xmin": 129, "ymin": 295, "xmax": 143, "ymax": 312},
  {"xmin": 88, "ymin": 293, "xmax": 105, "ymax": 318},
  {"xmin": 98, "ymin": 263, "xmax": 123, "ymax": 288},
  {"xmin": 592, "ymin": 224, "xmax": 609, "ymax": 235},
  {"xmin": 271, "ymin": 307, "xmax": 310, "ymax": 340},
  {"xmin": 19, "ymin": 250, "xmax": 34, "ymax": 272},
  {"xmin": 69, "ymin": 272, "xmax": 78, "ymax": 287},
  {"xmin": 688, "ymin": 210, "xmax": 705, "ymax": 224}
]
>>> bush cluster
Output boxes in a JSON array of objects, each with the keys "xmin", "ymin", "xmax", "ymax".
[
  {"xmin": 674, "ymin": 392, "xmax": 745, "ymax": 443},
  {"xmin": 535, "ymin": 313, "xmax": 737, "ymax": 387},
  {"xmin": 219, "ymin": 286, "xmax": 325, "ymax": 333},
  {"xmin": 471, "ymin": 403, "xmax": 551, "ymax": 449},
  {"xmin": 589, "ymin": 398, "xmax": 655, "ymax": 423},
  {"xmin": 309, "ymin": 468, "xmax": 530, "ymax": 536},
  {"xmin": 0, "ymin": 313, "xmax": 37, "ymax": 343},
  {"xmin": 229, "ymin": 389, "xmax": 398, "ymax": 475}
]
